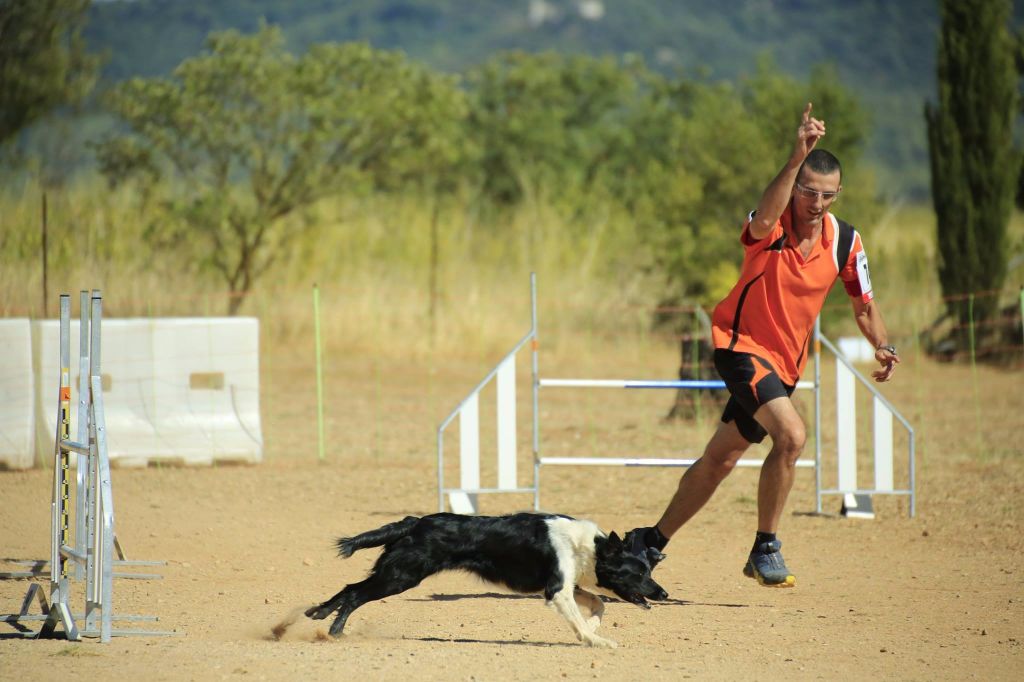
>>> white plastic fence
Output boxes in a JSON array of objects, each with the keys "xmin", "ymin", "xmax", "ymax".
[
  {"xmin": 149, "ymin": 319, "xmax": 262, "ymax": 465},
  {"xmin": 0, "ymin": 320, "xmax": 34, "ymax": 469},
  {"xmin": 0, "ymin": 317, "xmax": 263, "ymax": 469},
  {"xmin": 438, "ymin": 275, "xmax": 915, "ymax": 517}
]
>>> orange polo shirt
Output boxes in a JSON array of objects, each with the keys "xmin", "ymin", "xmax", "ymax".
[{"xmin": 710, "ymin": 204, "xmax": 873, "ymax": 384}]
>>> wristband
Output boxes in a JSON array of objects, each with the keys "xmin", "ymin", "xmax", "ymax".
[{"xmin": 876, "ymin": 344, "xmax": 897, "ymax": 355}]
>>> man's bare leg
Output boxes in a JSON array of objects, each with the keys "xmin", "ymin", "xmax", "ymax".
[
  {"xmin": 627, "ymin": 398, "xmax": 805, "ymax": 588},
  {"xmin": 751, "ymin": 396, "xmax": 807, "ymax": 533},
  {"xmin": 737, "ymin": 395, "xmax": 805, "ymax": 587},
  {"xmin": 654, "ymin": 419, "xmax": 751, "ymax": 538}
]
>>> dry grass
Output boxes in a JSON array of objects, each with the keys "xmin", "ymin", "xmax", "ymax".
[
  {"xmin": 0, "ymin": 179, "xmax": 662, "ymax": 361},
  {"xmin": 4, "ymin": 180, "xmax": 1020, "ymax": 353}
]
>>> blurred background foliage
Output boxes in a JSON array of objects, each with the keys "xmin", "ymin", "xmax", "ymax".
[
  {"xmin": 1, "ymin": 1, "xmax": 1022, "ymax": 359},
  {"xmin": 74, "ymin": 0, "xmax": 1024, "ymax": 200}
]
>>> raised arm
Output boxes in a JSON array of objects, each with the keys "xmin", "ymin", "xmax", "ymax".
[{"xmin": 748, "ymin": 102, "xmax": 826, "ymax": 240}]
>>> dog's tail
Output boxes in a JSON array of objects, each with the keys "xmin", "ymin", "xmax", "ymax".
[{"xmin": 336, "ymin": 515, "xmax": 420, "ymax": 558}]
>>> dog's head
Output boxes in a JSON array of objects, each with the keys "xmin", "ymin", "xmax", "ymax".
[{"xmin": 593, "ymin": 531, "xmax": 669, "ymax": 609}]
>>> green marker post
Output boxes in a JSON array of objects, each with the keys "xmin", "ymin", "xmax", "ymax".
[{"xmin": 314, "ymin": 284, "xmax": 325, "ymax": 462}]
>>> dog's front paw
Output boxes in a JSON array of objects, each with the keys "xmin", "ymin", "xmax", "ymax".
[{"xmin": 581, "ymin": 634, "xmax": 617, "ymax": 649}]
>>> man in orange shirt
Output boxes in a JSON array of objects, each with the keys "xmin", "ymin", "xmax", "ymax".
[{"xmin": 626, "ymin": 103, "xmax": 899, "ymax": 587}]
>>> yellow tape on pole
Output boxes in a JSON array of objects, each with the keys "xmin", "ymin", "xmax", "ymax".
[{"xmin": 60, "ymin": 368, "xmax": 70, "ymax": 579}]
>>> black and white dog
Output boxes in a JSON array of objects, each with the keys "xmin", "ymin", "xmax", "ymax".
[{"xmin": 305, "ymin": 512, "xmax": 668, "ymax": 648}]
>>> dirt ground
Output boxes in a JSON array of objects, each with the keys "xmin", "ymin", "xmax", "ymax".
[{"xmin": 1, "ymin": 352, "xmax": 1022, "ymax": 681}]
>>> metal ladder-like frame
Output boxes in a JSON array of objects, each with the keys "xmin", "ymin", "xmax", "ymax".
[{"xmin": 2, "ymin": 292, "xmax": 176, "ymax": 642}]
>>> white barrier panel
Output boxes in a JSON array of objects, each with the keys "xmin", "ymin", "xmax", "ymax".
[
  {"xmin": 821, "ymin": 333, "xmax": 915, "ymax": 517},
  {"xmin": 496, "ymin": 356, "xmax": 517, "ymax": 490},
  {"xmin": 873, "ymin": 396, "xmax": 894, "ymax": 492},
  {"xmin": 0, "ymin": 320, "xmax": 34, "ymax": 469},
  {"xmin": 836, "ymin": 361, "xmax": 857, "ymax": 491},
  {"xmin": 34, "ymin": 319, "xmax": 160, "ymax": 466},
  {"xmin": 151, "ymin": 318, "xmax": 262, "ymax": 465},
  {"xmin": 438, "ymin": 324, "xmax": 537, "ymax": 514},
  {"xmin": 453, "ymin": 393, "xmax": 480, "ymax": 513},
  {"xmin": 459, "ymin": 393, "xmax": 480, "ymax": 494},
  {"xmin": 32, "ymin": 318, "xmax": 262, "ymax": 466}
]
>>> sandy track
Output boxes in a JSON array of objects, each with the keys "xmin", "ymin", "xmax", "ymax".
[{"xmin": 2, "ymin": 354, "xmax": 1022, "ymax": 680}]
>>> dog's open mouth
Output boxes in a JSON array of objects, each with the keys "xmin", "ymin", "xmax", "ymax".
[{"xmin": 625, "ymin": 584, "xmax": 669, "ymax": 608}]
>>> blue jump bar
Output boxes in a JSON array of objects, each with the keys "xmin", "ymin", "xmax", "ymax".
[
  {"xmin": 539, "ymin": 378, "xmax": 816, "ymax": 390},
  {"xmin": 538, "ymin": 378, "xmax": 723, "ymax": 389},
  {"xmin": 625, "ymin": 380, "xmax": 724, "ymax": 389}
]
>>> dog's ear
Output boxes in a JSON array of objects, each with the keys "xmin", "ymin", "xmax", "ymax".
[{"xmin": 606, "ymin": 531, "xmax": 622, "ymax": 546}]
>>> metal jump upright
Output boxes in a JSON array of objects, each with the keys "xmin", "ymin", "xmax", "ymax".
[{"xmin": 437, "ymin": 275, "xmax": 915, "ymax": 517}]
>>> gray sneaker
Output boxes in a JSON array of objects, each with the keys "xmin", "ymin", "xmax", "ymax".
[
  {"xmin": 742, "ymin": 539, "xmax": 796, "ymax": 587},
  {"xmin": 623, "ymin": 527, "xmax": 667, "ymax": 571}
]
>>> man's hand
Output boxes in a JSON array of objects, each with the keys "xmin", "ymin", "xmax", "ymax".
[
  {"xmin": 872, "ymin": 347, "xmax": 899, "ymax": 382},
  {"xmin": 793, "ymin": 102, "xmax": 826, "ymax": 161}
]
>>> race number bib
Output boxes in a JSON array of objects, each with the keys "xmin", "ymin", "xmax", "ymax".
[{"xmin": 856, "ymin": 250, "xmax": 872, "ymax": 298}]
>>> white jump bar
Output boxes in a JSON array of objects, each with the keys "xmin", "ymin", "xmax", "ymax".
[
  {"xmin": 540, "ymin": 456, "xmax": 816, "ymax": 468},
  {"xmin": 540, "ymin": 378, "xmax": 815, "ymax": 390}
]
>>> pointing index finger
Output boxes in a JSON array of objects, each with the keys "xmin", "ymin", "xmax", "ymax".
[{"xmin": 802, "ymin": 102, "xmax": 813, "ymax": 124}]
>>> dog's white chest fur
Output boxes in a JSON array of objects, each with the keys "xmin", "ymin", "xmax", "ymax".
[
  {"xmin": 543, "ymin": 517, "xmax": 602, "ymax": 591},
  {"xmin": 540, "ymin": 517, "xmax": 619, "ymax": 647}
]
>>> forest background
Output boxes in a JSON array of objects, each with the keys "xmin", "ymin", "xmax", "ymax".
[{"xmin": 3, "ymin": 0, "xmax": 1024, "ymax": 366}]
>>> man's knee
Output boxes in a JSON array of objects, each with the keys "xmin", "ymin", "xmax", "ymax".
[
  {"xmin": 698, "ymin": 447, "xmax": 745, "ymax": 481},
  {"xmin": 770, "ymin": 422, "xmax": 806, "ymax": 461}
]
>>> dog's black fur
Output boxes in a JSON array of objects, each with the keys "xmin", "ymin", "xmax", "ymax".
[{"xmin": 305, "ymin": 512, "xmax": 668, "ymax": 647}]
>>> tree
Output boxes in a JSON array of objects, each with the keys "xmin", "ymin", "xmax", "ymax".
[
  {"xmin": 600, "ymin": 57, "xmax": 871, "ymax": 305},
  {"xmin": 96, "ymin": 25, "xmax": 469, "ymax": 314},
  {"xmin": 1013, "ymin": 30, "xmax": 1024, "ymax": 210},
  {"xmin": 925, "ymin": 0, "xmax": 1018, "ymax": 342},
  {"xmin": 466, "ymin": 51, "xmax": 642, "ymax": 207},
  {"xmin": 0, "ymin": 0, "xmax": 100, "ymax": 147}
]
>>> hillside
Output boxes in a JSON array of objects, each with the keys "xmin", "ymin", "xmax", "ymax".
[{"xmin": 80, "ymin": 0, "xmax": 1017, "ymax": 198}]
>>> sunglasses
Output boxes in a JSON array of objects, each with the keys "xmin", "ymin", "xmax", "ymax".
[{"xmin": 794, "ymin": 183, "xmax": 840, "ymax": 201}]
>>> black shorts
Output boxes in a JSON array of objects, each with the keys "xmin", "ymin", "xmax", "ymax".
[{"xmin": 713, "ymin": 349, "xmax": 796, "ymax": 444}]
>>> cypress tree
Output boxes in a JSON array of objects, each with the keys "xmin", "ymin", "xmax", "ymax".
[{"xmin": 925, "ymin": 0, "xmax": 1018, "ymax": 344}]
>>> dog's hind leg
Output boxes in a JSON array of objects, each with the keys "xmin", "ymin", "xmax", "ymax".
[
  {"xmin": 310, "ymin": 542, "xmax": 436, "ymax": 637},
  {"xmin": 324, "ymin": 565, "xmax": 431, "ymax": 637},
  {"xmin": 573, "ymin": 588, "xmax": 605, "ymax": 632},
  {"xmin": 305, "ymin": 585, "xmax": 350, "ymax": 621},
  {"xmin": 307, "ymin": 574, "xmax": 420, "ymax": 637}
]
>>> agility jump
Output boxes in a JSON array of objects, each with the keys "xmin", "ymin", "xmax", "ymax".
[{"xmin": 438, "ymin": 275, "xmax": 915, "ymax": 517}]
